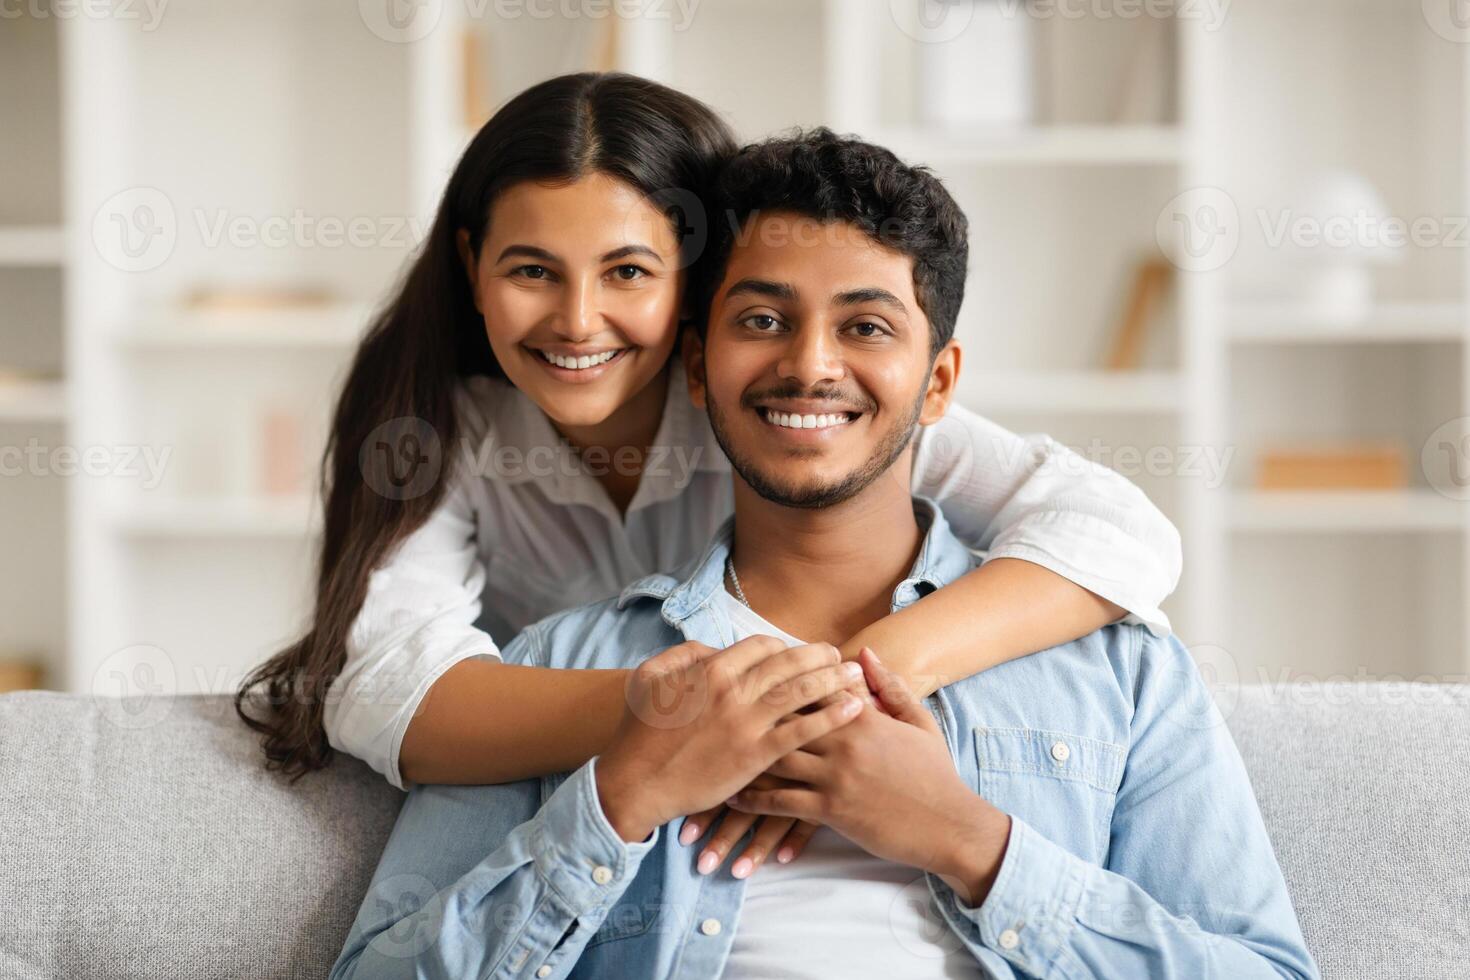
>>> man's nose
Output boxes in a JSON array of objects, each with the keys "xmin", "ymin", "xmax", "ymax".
[{"xmin": 775, "ymin": 324, "xmax": 845, "ymax": 387}]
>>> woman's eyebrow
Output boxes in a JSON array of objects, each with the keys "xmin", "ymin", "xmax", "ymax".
[
  {"xmin": 496, "ymin": 244, "xmax": 559, "ymax": 263},
  {"xmin": 602, "ymin": 244, "xmax": 664, "ymax": 265}
]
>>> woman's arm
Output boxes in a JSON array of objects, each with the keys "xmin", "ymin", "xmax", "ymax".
[
  {"xmin": 840, "ymin": 557, "xmax": 1122, "ymax": 696},
  {"xmin": 851, "ymin": 402, "xmax": 1181, "ymax": 696},
  {"xmin": 397, "ymin": 660, "xmax": 627, "ymax": 785}
]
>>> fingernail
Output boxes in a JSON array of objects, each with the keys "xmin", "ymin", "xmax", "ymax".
[
  {"xmin": 731, "ymin": 857, "xmax": 753, "ymax": 879},
  {"xmin": 697, "ymin": 851, "xmax": 719, "ymax": 875},
  {"xmin": 843, "ymin": 661, "xmax": 862, "ymax": 678},
  {"xmin": 679, "ymin": 823, "xmax": 701, "ymax": 846},
  {"xmin": 776, "ymin": 846, "xmax": 795, "ymax": 864},
  {"xmin": 842, "ymin": 693, "xmax": 862, "ymax": 714}
]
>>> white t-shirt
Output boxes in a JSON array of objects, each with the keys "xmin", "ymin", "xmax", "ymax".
[
  {"xmin": 325, "ymin": 360, "xmax": 1180, "ymax": 788},
  {"xmin": 712, "ymin": 589, "xmax": 984, "ymax": 979}
]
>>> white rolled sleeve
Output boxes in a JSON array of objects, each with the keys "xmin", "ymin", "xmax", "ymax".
[
  {"xmin": 913, "ymin": 403, "xmax": 1182, "ymax": 635},
  {"xmin": 324, "ymin": 470, "xmax": 501, "ymax": 790}
]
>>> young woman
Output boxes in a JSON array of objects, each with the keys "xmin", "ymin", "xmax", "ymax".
[{"xmin": 236, "ymin": 72, "xmax": 1180, "ymax": 879}]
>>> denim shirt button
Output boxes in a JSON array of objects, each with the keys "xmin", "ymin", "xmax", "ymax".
[
  {"xmin": 1050, "ymin": 741, "xmax": 1071, "ymax": 763},
  {"xmin": 700, "ymin": 917, "xmax": 722, "ymax": 937},
  {"xmin": 999, "ymin": 928, "xmax": 1021, "ymax": 950},
  {"xmin": 536, "ymin": 966, "xmax": 552, "ymax": 978},
  {"xmin": 592, "ymin": 865, "xmax": 613, "ymax": 885}
]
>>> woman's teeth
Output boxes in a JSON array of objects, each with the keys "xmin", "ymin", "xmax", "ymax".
[
  {"xmin": 760, "ymin": 408, "xmax": 854, "ymax": 430},
  {"xmin": 537, "ymin": 349, "xmax": 621, "ymax": 370}
]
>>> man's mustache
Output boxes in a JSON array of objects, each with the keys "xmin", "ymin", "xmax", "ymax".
[{"xmin": 740, "ymin": 384, "xmax": 876, "ymax": 415}]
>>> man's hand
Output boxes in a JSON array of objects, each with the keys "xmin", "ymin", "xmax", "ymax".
[
  {"xmin": 727, "ymin": 648, "xmax": 1012, "ymax": 906},
  {"xmin": 595, "ymin": 636, "xmax": 865, "ymax": 843}
]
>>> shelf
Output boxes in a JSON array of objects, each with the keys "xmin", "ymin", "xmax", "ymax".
[
  {"xmin": 962, "ymin": 370, "xmax": 1182, "ymax": 414},
  {"xmin": 0, "ymin": 226, "xmax": 65, "ymax": 266},
  {"xmin": 876, "ymin": 125, "xmax": 1184, "ymax": 167},
  {"xmin": 1228, "ymin": 302, "xmax": 1466, "ymax": 344},
  {"xmin": 109, "ymin": 496, "xmax": 319, "ymax": 539},
  {"xmin": 1229, "ymin": 490, "xmax": 1468, "ymax": 533},
  {"xmin": 116, "ymin": 301, "xmax": 376, "ymax": 351},
  {"xmin": 0, "ymin": 379, "xmax": 66, "ymax": 423}
]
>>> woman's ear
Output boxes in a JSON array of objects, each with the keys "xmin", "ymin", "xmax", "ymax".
[
  {"xmin": 920, "ymin": 341, "xmax": 961, "ymax": 425},
  {"xmin": 455, "ymin": 229, "xmax": 483, "ymax": 314},
  {"xmin": 681, "ymin": 325, "xmax": 709, "ymax": 409}
]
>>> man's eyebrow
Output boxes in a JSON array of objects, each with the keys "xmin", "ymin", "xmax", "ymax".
[
  {"xmin": 496, "ymin": 244, "xmax": 559, "ymax": 264},
  {"xmin": 833, "ymin": 287, "xmax": 908, "ymax": 314},
  {"xmin": 602, "ymin": 244, "xmax": 664, "ymax": 265},
  {"xmin": 723, "ymin": 278, "xmax": 797, "ymax": 302}
]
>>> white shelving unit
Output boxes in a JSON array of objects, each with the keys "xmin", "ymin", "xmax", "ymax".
[
  {"xmin": 1, "ymin": 11, "xmax": 69, "ymax": 690},
  {"xmin": 37, "ymin": 0, "xmax": 1468, "ymax": 696}
]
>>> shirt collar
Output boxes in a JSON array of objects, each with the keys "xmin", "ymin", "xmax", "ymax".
[
  {"xmin": 616, "ymin": 496, "xmax": 976, "ymax": 621},
  {"xmin": 468, "ymin": 359, "xmax": 728, "ymax": 513}
]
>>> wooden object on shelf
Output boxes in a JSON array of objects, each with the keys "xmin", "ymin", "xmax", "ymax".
[
  {"xmin": 1256, "ymin": 445, "xmax": 1407, "ymax": 491},
  {"xmin": 461, "ymin": 29, "xmax": 492, "ymax": 130},
  {"xmin": 183, "ymin": 287, "xmax": 336, "ymax": 311},
  {"xmin": 1103, "ymin": 258, "xmax": 1172, "ymax": 370},
  {"xmin": 261, "ymin": 409, "xmax": 306, "ymax": 497},
  {"xmin": 0, "ymin": 660, "xmax": 44, "ymax": 692}
]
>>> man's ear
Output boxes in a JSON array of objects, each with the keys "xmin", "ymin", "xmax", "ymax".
[
  {"xmin": 920, "ymin": 341, "xmax": 961, "ymax": 425},
  {"xmin": 682, "ymin": 325, "xmax": 709, "ymax": 409},
  {"xmin": 455, "ymin": 229, "xmax": 483, "ymax": 314}
]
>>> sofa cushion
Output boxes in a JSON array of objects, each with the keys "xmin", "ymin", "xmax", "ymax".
[
  {"xmin": 0, "ymin": 692, "xmax": 401, "ymax": 980},
  {"xmin": 1, "ymin": 683, "xmax": 1467, "ymax": 979},
  {"xmin": 1224, "ymin": 681, "xmax": 1470, "ymax": 980}
]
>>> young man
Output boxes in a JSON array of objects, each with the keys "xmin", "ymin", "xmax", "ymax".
[{"xmin": 331, "ymin": 130, "xmax": 1317, "ymax": 980}]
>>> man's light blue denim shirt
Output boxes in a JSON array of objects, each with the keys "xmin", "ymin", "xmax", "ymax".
[{"xmin": 332, "ymin": 498, "xmax": 1317, "ymax": 980}]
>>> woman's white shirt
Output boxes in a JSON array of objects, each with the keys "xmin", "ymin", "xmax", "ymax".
[{"xmin": 325, "ymin": 362, "xmax": 1181, "ymax": 788}]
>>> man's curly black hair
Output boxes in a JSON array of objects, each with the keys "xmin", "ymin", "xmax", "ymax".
[{"xmin": 693, "ymin": 127, "xmax": 969, "ymax": 355}]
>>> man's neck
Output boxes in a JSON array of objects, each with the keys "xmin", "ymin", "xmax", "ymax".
[{"xmin": 727, "ymin": 466, "xmax": 923, "ymax": 646}]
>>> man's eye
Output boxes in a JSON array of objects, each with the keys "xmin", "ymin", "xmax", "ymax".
[
  {"xmin": 611, "ymin": 264, "xmax": 647, "ymax": 281},
  {"xmin": 514, "ymin": 265, "xmax": 549, "ymax": 280},
  {"xmin": 848, "ymin": 322, "xmax": 887, "ymax": 338},
  {"xmin": 743, "ymin": 314, "xmax": 782, "ymax": 332}
]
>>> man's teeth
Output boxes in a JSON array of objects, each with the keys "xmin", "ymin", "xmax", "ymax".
[
  {"xmin": 761, "ymin": 408, "xmax": 854, "ymax": 430},
  {"xmin": 539, "ymin": 350, "xmax": 620, "ymax": 370}
]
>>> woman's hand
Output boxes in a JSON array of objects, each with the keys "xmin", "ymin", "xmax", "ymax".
[
  {"xmin": 679, "ymin": 792, "xmax": 820, "ymax": 879},
  {"xmin": 594, "ymin": 635, "xmax": 865, "ymax": 843}
]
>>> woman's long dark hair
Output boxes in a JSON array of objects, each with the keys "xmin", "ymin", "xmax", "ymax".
[{"xmin": 235, "ymin": 72, "xmax": 737, "ymax": 779}]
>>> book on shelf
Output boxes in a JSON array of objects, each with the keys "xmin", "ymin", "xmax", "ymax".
[{"xmin": 1256, "ymin": 445, "xmax": 1406, "ymax": 491}]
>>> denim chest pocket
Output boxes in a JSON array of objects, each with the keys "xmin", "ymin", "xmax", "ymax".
[{"xmin": 973, "ymin": 727, "xmax": 1126, "ymax": 860}]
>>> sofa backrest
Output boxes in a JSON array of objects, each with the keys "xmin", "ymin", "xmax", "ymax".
[{"xmin": 1, "ymin": 684, "xmax": 1467, "ymax": 979}]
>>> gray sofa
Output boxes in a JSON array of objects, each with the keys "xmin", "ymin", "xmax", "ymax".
[{"xmin": 2, "ymin": 685, "xmax": 1467, "ymax": 979}]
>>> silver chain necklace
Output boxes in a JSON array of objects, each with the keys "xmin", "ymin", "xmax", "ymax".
[{"xmin": 725, "ymin": 555, "xmax": 752, "ymax": 609}]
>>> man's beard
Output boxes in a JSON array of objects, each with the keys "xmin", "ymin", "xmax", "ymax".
[{"xmin": 705, "ymin": 385, "xmax": 926, "ymax": 510}]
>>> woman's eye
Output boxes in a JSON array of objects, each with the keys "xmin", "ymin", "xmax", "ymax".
[
  {"xmin": 514, "ymin": 264, "xmax": 549, "ymax": 280},
  {"xmin": 743, "ymin": 314, "xmax": 782, "ymax": 332},
  {"xmin": 611, "ymin": 264, "xmax": 647, "ymax": 281}
]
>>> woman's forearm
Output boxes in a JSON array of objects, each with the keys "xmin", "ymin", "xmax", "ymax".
[
  {"xmin": 839, "ymin": 557, "xmax": 1126, "ymax": 698},
  {"xmin": 398, "ymin": 659, "xmax": 630, "ymax": 785}
]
